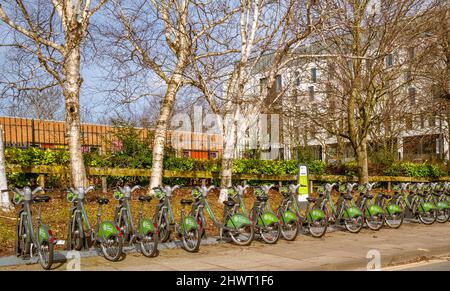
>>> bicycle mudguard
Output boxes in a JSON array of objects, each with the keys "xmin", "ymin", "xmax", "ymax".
[
  {"xmin": 181, "ymin": 216, "xmax": 198, "ymax": 232},
  {"xmin": 257, "ymin": 212, "xmax": 279, "ymax": 226},
  {"xmin": 226, "ymin": 213, "xmax": 252, "ymax": 229},
  {"xmin": 365, "ymin": 204, "xmax": 384, "ymax": 217},
  {"xmin": 418, "ymin": 202, "xmax": 436, "ymax": 213},
  {"xmin": 343, "ymin": 206, "xmax": 362, "ymax": 218},
  {"xmin": 139, "ymin": 219, "xmax": 155, "ymax": 235},
  {"xmin": 306, "ymin": 209, "xmax": 325, "ymax": 222},
  {"xmin": 98, "ymin": 221, "xmax": 120, "ymax": 240},
  {"xmin": 38, "ymin": 225, "xmax": 54, "ymax": 244},
  {"xmin": 436, "ymin": 201, "xmax": 449, "ymax": 210},
  {"xmin": 385, "ymin": 203, "xmax": 402, "ymax": 215},
  {"xmin": 281, "ymin": 210, "xmax": 297, "ymax": 223}
]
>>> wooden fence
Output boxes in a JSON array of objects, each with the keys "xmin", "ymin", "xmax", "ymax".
[{"xmin": 5, "ymin": 164, "xmax": 450, "ymax": 192}]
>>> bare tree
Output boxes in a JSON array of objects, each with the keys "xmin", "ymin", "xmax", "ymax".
[
  {"xmin": 190, "ymin": 0, "xmax": 326, "ymax": 200},
  {"xmin": 104, "ymin": 0, "xmax": 239, "ymax": 192},
  {"xmin": 0, "ymin": 0, "xmax": 108, "ymax": 187},
  {"xmin": 295, "ymin": 0, "xmax": 440, "ymax": 182}
]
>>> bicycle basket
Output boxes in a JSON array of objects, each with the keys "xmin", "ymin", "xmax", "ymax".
[
  {"xmin": 192, "ymin": 188, "xmax": 201, "ymax": 198},
  {"xmin": 154, "ymin": 189, "xmax": 164, "ymax": 199},
  {"xmin": 12, "ymin": 192, "xmax": 22, "ymax": 205},
  {"xmin": 66, "ymin": 191, "xmax": 76, "ymax": 203},
  {"xmin": 113, "ymin": 191, "xmax": 123, "ymax": 201},
  {"xmin": 254, "ymin": 188, "xmax": 264, "ymax": 196},
  {"xmin": 227, "ymin": 188, "xmax": 237, "ymax": 197}
]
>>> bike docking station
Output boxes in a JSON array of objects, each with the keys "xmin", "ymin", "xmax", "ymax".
[{"xmin": 297, "ymin": 164, "xmax": 310, "ymax": 211}]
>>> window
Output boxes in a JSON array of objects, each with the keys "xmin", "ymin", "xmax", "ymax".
[
  {"xmin": 275, "ymin": 75, "xmax": 282, "ymax": 92},
  {"xmin": 309, "ymin": 86, "xmax": 315, "ymax": 101},
  {"xmin": 311, "ymin": 67, "xmax": 317, "ymax": 83},
  {"xmin": 385, "ymin": 54, "xmax": 393, "ymax": 67},
  {"xmin": 429, "ymin": 116, "xmax": 436, "ymax": 127},
  {"xmin": 295, "ymin": 71, "xmax": 300, "ymax": 86},
  {"xmin": 408, "ymin": 87, "xmax": 416, "ymax": 105},
  {"xmin": 259, "ymin": 77, "xmax": 267, "ymax": 93}
]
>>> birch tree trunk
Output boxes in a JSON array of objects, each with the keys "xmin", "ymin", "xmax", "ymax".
[
  {"xmin": 149, "ymin": 78, "xmax": 182, "ymax": 189},
  {"xmin": 63, "ymin": 44, "xmax": 87, "ymax": 188},
  {"xmin": 0, "ymin": 125, "xmax": 12, "ymax": 212}
]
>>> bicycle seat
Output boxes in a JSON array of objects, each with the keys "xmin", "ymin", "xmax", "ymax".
[
  {"xmin": 306, "ymin": 197, "xmax": 316, "ymax": 203},
  {"xmin": 223, "ymin": 200, "xmax": 236, "ymax": 207},
  {"xmin": 96, "ymin": 197, "xmax": 109, "ymax": 205},
  {"xmin": 378, "ymin": 193, "xmax": 390, "ymax": 199},
  {"xmin": 138, "ymin": 195, "xmax": 152, "ymax": 202},
  {"xmin": 256, "ymin": 196, "xmax": 268, "ymax": 202},
  {"xmin": 343, "ymin": 194, "xmax": 353, "ymax": 200},
  {"xmin": 180, "ymin": 199, "xmax": 193, "ymax": 205},
  {"xmin": 364, "ymin": 194, "xmax": 374, "ymax": 199},
  {"xmin": 432, "ymin": 192, "xmax": 443, "ymax": 196},
  {"xmin": 33, "ymin": 195, "xmax": 50, "ymax": 203}
]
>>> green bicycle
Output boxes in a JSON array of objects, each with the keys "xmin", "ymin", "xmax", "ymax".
[
  {"xmin": 113, "ymin": 185, "xmax": 158, "ymax": 257},
  {"xmin": 11, "ymin": 187, "xmax": 55, "ymax": 270},
  {"xmin": 66, "ymin": 186, "xmax": 123, "ymax": 261},
  {"xmin": 397, "ymin": 183, "xmax": 437, "ymax": 225},
  {"xmin": 374, "ymin": 186, "xmax": 404, "ymax": 229},
  {"xmin": 191, "ymin": 185, "xmax": 254, "ymax": 247},
  {"xmin": 321, "ymin": 183, "xmax": 364, "ymax": 233},
  {"xmin": 427, "ymin": 183, "xmax": 449, "ymax": 223},
  {"xmin": 355, "ymin": 183, "xmax": 385, "ymax": 231},
  {"xmin": 153, "ymin": 185, "xmax": 202, "ymax": 252},
  {"xmin": 277, "ymin": 184, "xmax": 327, "ymax": 239},
  {"xmin": 244, "ymin": 185, "xmax": 281, "ymax": 244}
]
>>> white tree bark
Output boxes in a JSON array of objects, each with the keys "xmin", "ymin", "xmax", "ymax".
[
  {"xmin": 63, "ymin": 45, "xmax": 88, "ymax": 188},
  {"xmin": 0, "ymin": 125, "xmax": 12, "ymax": 212}
]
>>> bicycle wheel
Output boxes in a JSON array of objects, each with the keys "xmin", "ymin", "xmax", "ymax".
[
  {"xmin": 71, "ymin": 215, "xmax": 84, "ymax": 251},
  {"xmin": 259, "ymin": 222, "xmax": 281, "ymax": 244},
  {"xmin": 139, "ymin": 231, "xmax": 158, "ymax": 258},
  {"xmin": 384, "ymin": 211, "xmax": 404, "ymax": 229},
  {"xmin": 344, "ymin": 215, "xmax": 364, "ymax": 233},
  {"xmin": 181, "ymin": 227, "xmax": 201, "ymax": 253},
  {"xmin": 38, "ymin": 241, "xmax": 53, "ymax": 270},
  {"xmin": 365, "ymin": 212, "xmax": 384, "ymax": 231},
  {"xmin": 157, "ymin": 210, "xmax": 171, "ymax": 243},
  {"xmin": 100, "ymin": 235, "xmax": 123, "ymax": 261},
  {"xmin": 277, "ymin": 208, "xmax": 298, "ymax": 241},
  {"xmin": 436, "ymin": 197, "xmax": 450, "ymax": 223},
  {"xmin": 229, "ymin": 224, "xmax": 254, "ymax": 246},
  {"xmin": 418, "ymin": 209, "xmax": 437, "ymax": 225},
  {"xmin": 308, "ymin": 218, "xmax": 328, "ymax": 238}
]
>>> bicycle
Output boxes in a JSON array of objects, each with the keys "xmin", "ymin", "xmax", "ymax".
[
  {"xmin": 374, "ymin": 186, "xmax": 404, "ymax": 229},
  {"xmin": 243, "ymin": 185, "xmax": 281, "ymax": 244},
  {"xmin": 427, "ymin": 183, "xmax": 449, "ymax": 223},
  {"xmin": 277, "ymin": 184, "xmax": 327, "ymax": 239},
  {"xmin": 66, "ymin": 186, "xmax": 123, "ymax": 261},
  {"xmin": 153, "ymin": 185, "xmax": 202, "ymax": 252},
  {"xmin": 397, "ymin": 183, "xmax": 437, "ymax": 225},
  {"xmin": 355, "ymin": 183, "xmax": 385, "ymax": 231},
  {"xmin": 113, "ymin": 185, "xmax": 158, "ymax": 257},
  {"xmin": 11, "ymin": 187, "xmax": 55, "ymax": 270},
  {"xmin": 443, "ymin": 182, "xmax": 450, "ymax": 222},
  {"xmin": 191, "ymin": 185, "xmax": 254, "ymax": 247},
  {"xmin": 321, "ymin": 183, "xmax": 364, "ymax": 233}
]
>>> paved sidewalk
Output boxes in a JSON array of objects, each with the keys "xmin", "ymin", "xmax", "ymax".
[{"xmin": 1, "ymin": 222, "xmax": 450, "ymax": 271}]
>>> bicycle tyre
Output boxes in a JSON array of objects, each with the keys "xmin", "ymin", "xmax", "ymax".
[
  {"xmin": 100, "ymin": 234, "xmax": 123, "ymax": 262},
  {"xmin": 38, "ymin": 240, "xmax": 54, "ymax": 270}
]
